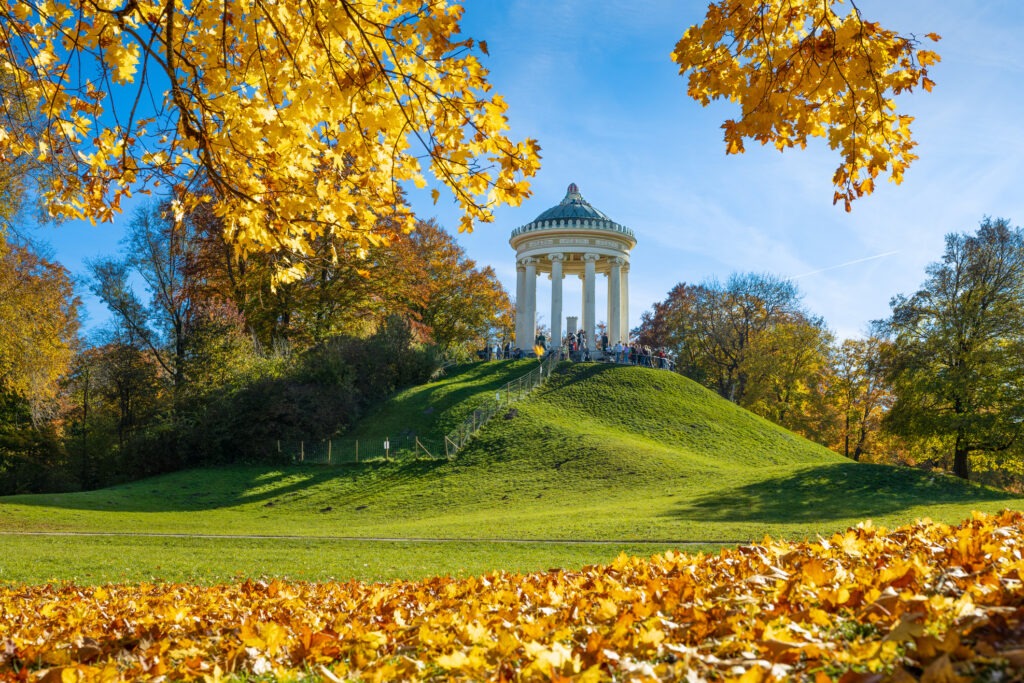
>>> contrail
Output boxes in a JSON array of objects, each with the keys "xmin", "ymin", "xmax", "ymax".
[{"xmin": 792, "ymin": 250, "xmax": 900, "ymax": 279}]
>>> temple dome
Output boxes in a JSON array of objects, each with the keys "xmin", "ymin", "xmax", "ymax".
[
  {"xmin": 510, "ymin": 182, "xmax": 634, "ymax": 241},
  {"xmin": 531, "ymin": 183, "xmax": 612, "ymax": 222}
]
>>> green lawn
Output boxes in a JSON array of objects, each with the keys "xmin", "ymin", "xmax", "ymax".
[
  {"xmin": 0, "ymin": 534, "xmax": 713, "ymax": 585},
  {"xmin": 1, "ymin": 361, "xmax": 1019, "ymax": 584}
]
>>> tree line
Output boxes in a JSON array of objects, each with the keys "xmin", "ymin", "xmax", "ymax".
[
  {"xmin": 0, "ymin": 200, "xmax": 513, "ymax": 494},
  {"xmin": 5, "ymin": 213, "xmax": 1023, "ymax": 493},
  {"xmin": 637, "ymin": 218, "xmax": 1024, "ymax": 484}
]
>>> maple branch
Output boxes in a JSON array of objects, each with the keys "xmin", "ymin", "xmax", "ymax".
[{"xmin": 341, "ymin": 0, "xmax": 501, "ymax": 212}]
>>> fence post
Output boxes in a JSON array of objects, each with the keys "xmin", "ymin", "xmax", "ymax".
[
  {"xmin": 416, "ymin": 437, "xmax": 434, "ymax": 460},
  {"xmin": 300, "ymin": 441, "xmax": 304, "ymax": 462},
  {"xmin": 327, "ymin": 439, "xmax": 332, "ymax": 464}
]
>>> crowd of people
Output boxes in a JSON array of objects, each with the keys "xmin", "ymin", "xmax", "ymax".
[{"xmin": 485, "ymin": 332, "xmax": 674, "ymax": 370}]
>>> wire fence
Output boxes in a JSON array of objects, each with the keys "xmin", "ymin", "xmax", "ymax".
[
  {"xmin": 442, "ymin": 351, "xmax": 562, "ymax": 458},
  {"xmin": 277, "ymin": 435, "xmax": 445, "ymax": 464}
]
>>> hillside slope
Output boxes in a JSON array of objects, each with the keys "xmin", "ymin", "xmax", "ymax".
[{"xmin": 0, "ymin": 362, "xmax": 1018, "ymax": 545}]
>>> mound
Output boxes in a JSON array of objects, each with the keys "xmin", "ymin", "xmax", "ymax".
[{"xmin": 0, "ymin": 361, "xmax": 1019, "ymax": 577}]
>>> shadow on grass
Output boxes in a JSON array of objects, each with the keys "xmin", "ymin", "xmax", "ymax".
[
  {"xmin": 669, "ymin": 462, "xmax": 1021, "ymax": 523},
  {"xmin": 3, "ymin": 362, "xmax": 546, "ymax": 514},
  {"xmin": 1, "ymin": 459, "xmax": 450, "ymax": 513}
]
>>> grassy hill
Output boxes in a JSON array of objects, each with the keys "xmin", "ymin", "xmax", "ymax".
[{"xmin": 0, "ymin": 361, "xmax": 1019, "ymax": 584}]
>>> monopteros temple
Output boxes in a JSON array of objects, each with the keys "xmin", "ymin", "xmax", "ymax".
[{"xmin": 510, "ymin": 183, "xmax": 636, "ymax": 354}]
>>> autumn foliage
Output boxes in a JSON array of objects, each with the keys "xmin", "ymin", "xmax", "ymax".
[
  {"xmin": 0, "ymin": 236, "xmax": 79, "ymax": 419},
  {"xmin": 674, "ymin": 1, "xmax": 941, "ymax": 210},
  {"xmin": 0, "ymin": 0, "xmax": 541, "ymax": 275},
  {"xmin": 2, "ymin": 512, "xmax": 1023, "ymax": 681}
]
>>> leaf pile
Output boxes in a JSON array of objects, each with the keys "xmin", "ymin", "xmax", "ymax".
[{"xmin": 2, "ymin": 512, "xmax": 1024, "ymax": 681}]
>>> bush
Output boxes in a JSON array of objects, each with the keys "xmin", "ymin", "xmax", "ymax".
[
  {"xmin": 0, "ymin": 392, "xmax": 77, "ymax": 494},
  {"xmin": 179, "ymin": 315, "xmax": 436, "ymax": 466}
]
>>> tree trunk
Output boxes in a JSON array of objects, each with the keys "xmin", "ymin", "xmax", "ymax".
[
  {"xmin": 952, "ymin": 431, "xmax": 970, "ymax": 480},
  {"xmin": 80, "ymin": 370, "xmax": 92, "ymax": 488},
  {"xmin": 843, "ymin": 411, "xmax": 851, "ymax": 459},
  {"xmin": 852, "ymin": 406, "xmax": 870, "ymax": 462}
]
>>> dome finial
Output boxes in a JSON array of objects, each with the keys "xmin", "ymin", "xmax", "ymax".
[{"xmin": 561, "ymin": 182, "xmax": 583, "ymax": 205}]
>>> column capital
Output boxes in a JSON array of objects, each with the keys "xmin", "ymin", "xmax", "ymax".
[
  {"xmin": 610, "ymin": 256, "xmax": 625, "ymax": 267},
  {"xmin": 548, "ymin": 252, "xmax": 565, "ymax": 262},
  {"xmin": 522, "ymin": 256, "xmax": 539, "ymax": 267},
  {"xmin": 582, "ymin": 253, "xmax": 600, "ymax": 263}
]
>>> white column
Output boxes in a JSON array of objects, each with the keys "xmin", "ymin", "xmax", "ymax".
[
  {"xmin": 609, "ymin": 257, "xmax": 622, "ymax": 345},
  {"xmin": 583, "ymin": 253, "xmax": 597, "ymax": 352},
  {"xmin": 549, "ymin": 253, "xmax": 563, "ymax": 350},
  {"xmin": 524, "ymin": 257, "xmax": 538, "ymax": 349},
  {"xmin": 514, "ymin": 260, "xmax": 526, "ymax": 350},
  {"xmin": 579, "ymin": 274, "xmax": 586, "ymax": 335},
  {"xmin": 620, "ymin": 263, "xmax": 630, "ymax": 343},
  {"xmin": 606, "ymin": 273, "xmax": 612, "ymax": 341}
]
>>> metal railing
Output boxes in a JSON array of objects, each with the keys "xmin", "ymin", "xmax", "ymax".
[
  {"xmin": 443, "ymin": 352, "xmax": 562, "ymax": 458},
  {"xmin": 602, "ymin": 349, "xmax": 677, "ymax": 371}
]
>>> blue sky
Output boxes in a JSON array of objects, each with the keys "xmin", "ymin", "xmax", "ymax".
[{"xmin": 38, "ymin": 1, "xmax": 1024, "ymax": 340}]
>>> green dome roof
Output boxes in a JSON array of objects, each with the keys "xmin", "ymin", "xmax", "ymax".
[
  {"xmin": 532, "ymin": 183, "xmax": 612, "ymax": 222},
  {"xmin": 510, "ymin": 182, "xmax": 635, "ymax": 241}
]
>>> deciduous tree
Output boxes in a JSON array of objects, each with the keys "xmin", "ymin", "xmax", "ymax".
[
  {"xmin": 640, "ymin": 273, "xmax": 808, "ymax": 404},
  {"xmin": 88, "ymin": 203, "xmax": 199, "ymax": 402},
  {"xmin": 883, "ymin": 218, "xmax": 1024, "ymax": 480},
  {"xmin": 743, "ymin": 315, "xmax": 834, "ymax": 438},
  {"xmin": 85, "ymin": 329, "xmax": 162, "ymax": 450},
  {"xmin": 184, "ymin": 202, "xmax": 511, "ymax": 356},
  {"xmin": 674, "ymin": 0, "xmax": 940, "ymax": 209},
  {"xmin": 399, "ymin": 219, "xmax": 513, "ymax": 358},
  {"xmin": 0, "ymin": 235, "xmax": 80, "ymax": 422},
  {"xmin": 829, "ymin": 336, "xmax": 892, "ymax": 461}
]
